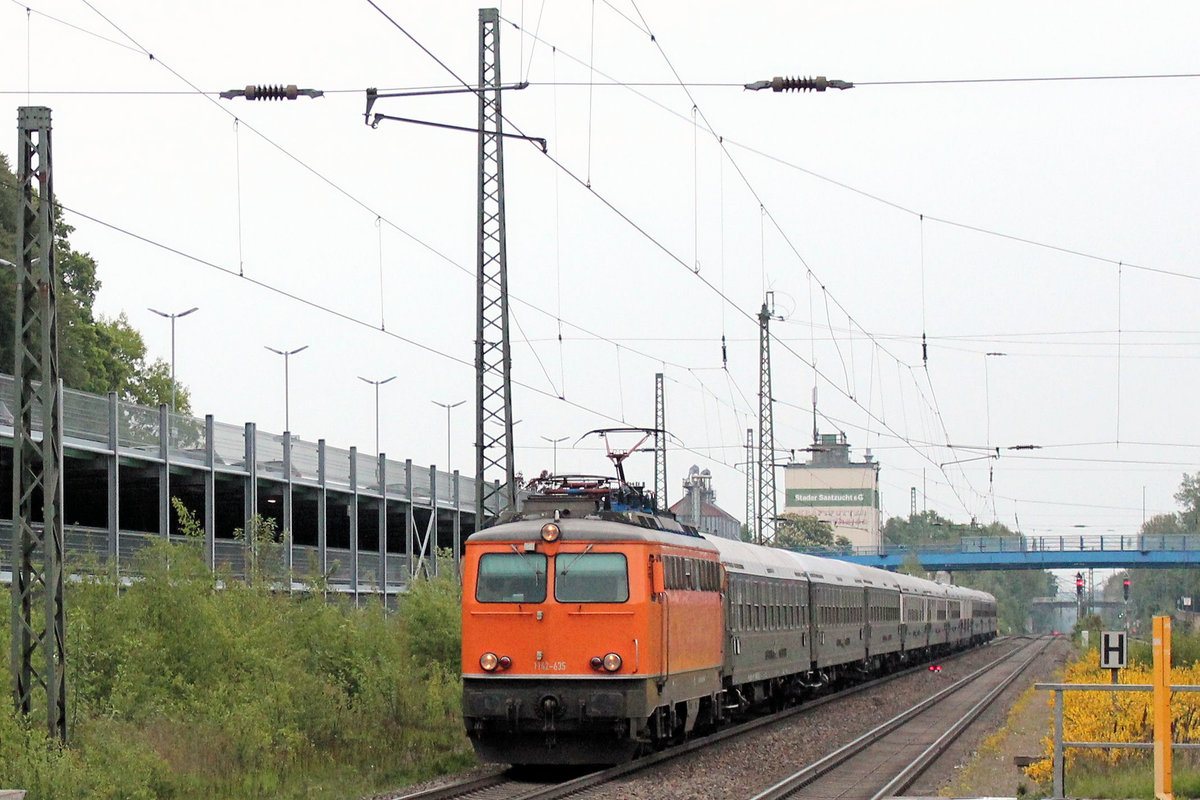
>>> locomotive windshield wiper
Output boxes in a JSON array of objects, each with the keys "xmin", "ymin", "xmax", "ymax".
[
  {"xmin": 509, "ymin": 544, "xmax": 543, "ymax": 584},
  {"xmin": 558, "ymin": 544, "xmax": 594, "ymax": 575}
]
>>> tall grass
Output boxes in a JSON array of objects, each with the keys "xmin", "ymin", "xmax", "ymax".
[
  {"xmin": 1067, "ymin": 759, "xmax": 1200, "ymax": 800},
  {"xmin": 0, "ymin": 538, "xmax": 473, "ymax": 799}
]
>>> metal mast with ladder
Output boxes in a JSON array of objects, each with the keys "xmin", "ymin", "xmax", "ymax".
[
  {"xmin": 654, "ymin": 373, "xmax": 667, "ymax": 511},
  {"xmin": 10, "ymin": 105, "xmax": 67, "ymax": 742},
  {"xmin": 757, "ymin": 294, "xmax": 780, "ymax": 544},
  {"xmin": 475, "ymin": 7, "xmax": 518, "ymax": 528}
]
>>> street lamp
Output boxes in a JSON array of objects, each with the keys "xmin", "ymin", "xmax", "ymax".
[
  {"xmin": 265, "ymin": 345, "xmax": 308, "ymax": 432},
  {"xmin": 431, "ymin": 400, "xmax": 465, "ymax": 472},
  {"xmin": 148, "ymin": 306, "xmax": 199, "ymax": 413},
  {"xmin": 540, "ymin": 435, "xmax": 568, "ymax": 474},
  {"xmin": 359, "ymin": 375, "xmax": 396, "ymax": 454}
]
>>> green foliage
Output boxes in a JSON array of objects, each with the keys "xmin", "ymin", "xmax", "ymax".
[
  {"xmin": 171, "ymin": 496, "xmax": 204, "ymax": 538},
  {"xmin": 897, "ymin": 550, "xmax": 927, "ymax": 578},
  {"xmin": 233, "ymin": 513, "xmax": 284, "ymax": 587},
  {"xmin": 881, "ymin": 510, "xmax": 959, "ymax": 546},
  {"xmin": 955, "ymin": 568, "xmax": 1056, "ymax": 635},
  {"xmin": 0, "ymin": 154, "xmax": 189, "ymax": 411},
  {"xmin": 773, "ymin": 513, "xmax": 830, "ymax": 548},
  {"xmin": 1114, "ymin": 472, "xmax": 1200, "ymax": 628},
  {"xmin": 770, "ymin": 513, "xmax": 851, "ymax": 549},
  {"xmin": 2, "ymin": 539, "xmax": 472, "ymax": 799},
  {"xmin": 1067, "ymin": 759, "xmax": 1200, "ymax": 800},
  {"xmin": 402, "ymin": 564, "xmax": 463, "ymax": 674},
  {"xmin": 1127, "ymin": 627, "xmax": 1200, "ymax": 667},
  {"xmin": 882, "ymin": 511, "xmax": 1056, "ymax": 635}
]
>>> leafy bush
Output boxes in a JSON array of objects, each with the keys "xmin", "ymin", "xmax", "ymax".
[
  {"xmin": 1025, "ymin": 642, "xmax": 1200, "ymax": 786},
  {"xmin": 1, "ymin": 537, "xmax": 473, "ymax": 799},
  {"xmin": 403, "ymin": 565, "xmax": 463, "ymax": 674}
]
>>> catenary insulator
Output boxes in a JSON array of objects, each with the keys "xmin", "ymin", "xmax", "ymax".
[
  {"xmin": 772, "ymin": 75, "xmax": 853, "ymax": 92},
  {"xmin": 245, "ymin": 84, "xmax": 298, "ymax": 101},
  {"xmin": 744, "ymin": 75, "xmax": 854, "ymax": 92},
  {"xmin": 221, "ymin": 84, "xmax": 324, "ymax": 100}
]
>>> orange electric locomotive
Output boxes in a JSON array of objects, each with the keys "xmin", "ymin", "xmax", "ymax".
[
  {"xmin": 460, "ymin": 430, "xmax": 997, "ymax": 766},
  {"xmin": 461, "ymin": 473, "xmax": 725, "ymax": 765}
]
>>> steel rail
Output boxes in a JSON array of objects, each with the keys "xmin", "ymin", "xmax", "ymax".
[
  {"xmin": 505, "ymin": 637, "xmax": 1019, "ymax": 800},
  {"xmin": 747, "ymin": 637, "xmax": 1047, "ymax": 800},
  {"xmin": 388, "ymin": 771, "xmax": 512, "ymax": 800},
  {"xmin": 868, "ymin": 637, "xmax": 1052, "ymax": 800}
]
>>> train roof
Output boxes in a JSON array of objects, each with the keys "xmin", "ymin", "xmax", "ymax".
[
  {"xmin": 702, "ymin": 536, "xmax": 876, "ymax": 586},
  {"xmin": 701, "ymin": 535, "xmax": 994, "ymax": 602},
  {"xmin": 467, "ymin": 517, "xmax": 721, "ymax": 552}
]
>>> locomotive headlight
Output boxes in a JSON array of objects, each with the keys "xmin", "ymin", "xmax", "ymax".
[
  {"xmin": 602, "ymin": 652, "xmax": 622, "ymax": 672},
  {"xmin": 480, "ymin": 652, "xmax": 500, "ymax": 672},
  {"xmin": 540, "ymin": 522, "xmax": 561, "ymax": 542}
]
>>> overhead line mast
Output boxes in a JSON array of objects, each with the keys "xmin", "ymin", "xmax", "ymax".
[
  {"xmin": 757, "ymin": 293, "xmax": 781, "ymax": 544},
  {"xmin": 654, "ymin": 373, "xmax": 667, "ymax": 511},
  {"xmin": 10, "ymin": 106, "xmax": 67, "ymax": 743},
  {"xmin": 475, "ymin": 7, "xmax": 518, "ymax": 526}
]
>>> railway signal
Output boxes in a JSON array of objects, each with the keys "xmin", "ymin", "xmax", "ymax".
[
  {"xmin": 1123, "ymin": 577, "xmax": 1131, "ymax": 601},
  {"xmin": 1075, "ymin": 572, "xmax": 1085, "ymax": 597}
]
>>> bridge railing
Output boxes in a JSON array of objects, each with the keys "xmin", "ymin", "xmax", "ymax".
[{"xmin": 803, "ymin": 533, "xmax": 1200, "ymax": 558}]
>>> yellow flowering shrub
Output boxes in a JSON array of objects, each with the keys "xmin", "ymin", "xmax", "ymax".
[{"xmin": 1025, "ymin": 653, "xmax": 1200, "ymax": 784}]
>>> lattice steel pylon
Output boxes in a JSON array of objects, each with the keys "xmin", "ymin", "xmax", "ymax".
[
  {"xmin": 757, "ymin": 294, "xmax": 778, "ymax": 545},
  {"xmin": 10, "ymin": 106, "xmax": 67, "ymax": 742},
  {"xmin": 475, "ymin": 8, "xmax": 517, "ymax": 527},
  {"xmin": 744, "ymin": 427, "xmax": 755, "ymax": 539},
  {"xmin": 654, "ymin": 373, "xmax": 666, "ymax": 510}
]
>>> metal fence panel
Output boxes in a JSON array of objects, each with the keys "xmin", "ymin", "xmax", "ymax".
[
  {"xmin": 410, "ymin": 464, "xmax": 433, "ymax": 505},
  {"xmin": 325, "ymin": 446, "xmax": 352, "ymax": 488},
  {"xmin": 117, "ymin": 404, "xmax": 160, "ymax": 450},
  {"xmin": 63, "ymin": 388, "xmax": 109, "ymax": 445},
  {"xmin": 356, "ymin": 452, "xmax": 379, "ymax": 493},
  {"xmin": 291, "ymin": 440, "xmax": 320, "ymax": 483},
  {"xmin": 255, "ymin": 430, "xmax": 286, "ymax": 478},
  {"xmin": 211, "ymin": 421, "xmax": 247, "ymax": 470},
  {"xmin": 358, "ymin": 552, "xmax": 381, "ymax": 590}
]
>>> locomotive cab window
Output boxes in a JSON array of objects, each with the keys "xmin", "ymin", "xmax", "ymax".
[
  {"xmin": 555, "ymin": 553, "xmax": 629, "ymax": 603},
  {"xmin": 476, "ymin": 552, "xmax": 547, "ymax": 603}
]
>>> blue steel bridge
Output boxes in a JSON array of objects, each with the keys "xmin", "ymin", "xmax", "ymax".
[
  {"xmin": 0, "ymin": 373, "xmax": 486, "ymax": 598},
  {"xmin": 805, "ymin": 533, "xmax": 1200, "ymax": 572}
]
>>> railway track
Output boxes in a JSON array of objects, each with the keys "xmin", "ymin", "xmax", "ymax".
[
  {"xmin": 748, "ymin": 635, "xmax": 1051, "ymax": 800},
  {"xmin": 387, "ymin": 638, "xmax": 1030, "ymax": 800}
]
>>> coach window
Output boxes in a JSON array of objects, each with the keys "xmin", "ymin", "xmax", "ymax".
[
  {"xmin": 476, "ymin": 552, "xmax": 547, "ymax": 603},
  {"xmin": 555, "ymin": 553, "xmax": 630, "ymax": 603}
]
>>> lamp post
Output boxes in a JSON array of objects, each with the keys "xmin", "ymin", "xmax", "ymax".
[
  {"xmin": 359, "ymin": 375, "xmax": 396, "ymax": 454},
  {"xmin": 265, "ymin": 345, "xmax": 308, "ymax": 432},
  {"xmin": 540, "ymin": 435, "xmax": 568, "ymax": 474},
  {"xmin": 431, "ymin": 400, "xmax": 465, "ymax": 472},
  {"xmin": 148, "ymin": 306, "xmax": 198, "ymax": 413}
]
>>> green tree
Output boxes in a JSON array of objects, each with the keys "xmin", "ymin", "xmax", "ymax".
[
  {"xmin": 0, "ymin": 154, "xmax": 188, "ymax": 411},
  {"xmin": 771, "ymin": 513, "xmax": 851, "ymax": 549},
  {"xmin": 881, "ymin": 510, "xmax": 958, "ymax": 547},
  {"xmin": 954, "ymin": 568, "xmax": 1057, "ymax": 634},
  {"xmin": 883, "ymin": 512, "xmax": 1056, "ymax": 634},
  {"xmin": 1175, "ymin": 473, "xmax": 1200, "ymax": 532},
  {"xmin": 1114, "ymin": 473, "xmax": 1200, "ymax": 627}
]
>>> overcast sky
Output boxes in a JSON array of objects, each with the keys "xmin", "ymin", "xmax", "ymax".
[{"xmin": 3, "ymin": 1, "xmax": 1199, "ymax": 557}]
